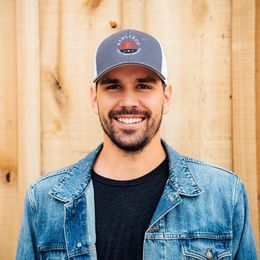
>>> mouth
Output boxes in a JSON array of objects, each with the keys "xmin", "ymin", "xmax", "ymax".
[{"xmin": 114, "ymin": 116, "xmax": 145, "ymax": 124}]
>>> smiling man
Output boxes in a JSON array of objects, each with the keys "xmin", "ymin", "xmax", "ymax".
[
  {"xmin": 17, "ymin": 29, "xmax": 257, "ymax": 259},
  {"xmin": 91, "ymin": 65, "xmax": 170, "ymax": 154}
]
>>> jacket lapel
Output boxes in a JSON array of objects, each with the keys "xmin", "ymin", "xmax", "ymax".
[{"xmin": 149, "ymin": 141, "xmax": 203, "ymax": 227}]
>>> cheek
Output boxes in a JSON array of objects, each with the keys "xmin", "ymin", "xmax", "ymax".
[
  {"xmin": 97, "ymin": 95, "xmax": 118, "ymax": 114},
  {"xmin": 142, "ymin": 96, "xmax": 164, "ymax": 112}
]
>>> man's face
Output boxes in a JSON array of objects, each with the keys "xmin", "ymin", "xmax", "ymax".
[{"xmin": 91, "ymin": 65, "xmax": 171, "ymax": 152}]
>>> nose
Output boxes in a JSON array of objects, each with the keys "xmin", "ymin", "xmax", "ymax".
[{"xmin": 118, "ymin": 89, "xmax": 139, "ymax": 108}]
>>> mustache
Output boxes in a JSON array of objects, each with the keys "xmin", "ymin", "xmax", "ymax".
[{"xmin": 108, "ymin": 108, "xmax": 151, "ymax": 118}]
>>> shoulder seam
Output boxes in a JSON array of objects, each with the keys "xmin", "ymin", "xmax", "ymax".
[
  {"xmin": 27, "ymin": 187, "xmax": 37, "ymax": 212},
  {"xmin": 232, "ymin": 177, "xmax": 241, "ymax": 209}
]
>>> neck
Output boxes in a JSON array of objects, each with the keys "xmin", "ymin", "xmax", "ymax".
[{"xmin": 93, "ymin": 134, "xmax": 166, "ymax": 180}]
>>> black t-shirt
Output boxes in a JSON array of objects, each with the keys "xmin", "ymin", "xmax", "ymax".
[{"xmin": 92, "ymin": 158, "xmax": 169, "ymax": 260}]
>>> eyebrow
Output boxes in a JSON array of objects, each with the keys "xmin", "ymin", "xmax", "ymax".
[
  {"xmin": 136, "ymin": 76, "xmax": 157, "ymax": 83},
  {"xmin": 99, "ymin": 78, "xmax": 120, "ymax": 85},
  {"xmin": 100, "ymin": 76, "xmax": 157, "ymax": 85}
]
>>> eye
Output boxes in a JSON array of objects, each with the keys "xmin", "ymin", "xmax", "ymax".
[
  {"xmin": 106, "ymin": 84, "xmax": 121, "ymax": 90},
  {"xmin": 136, "ymin": 84, "xmax": 151, "ymax": 90}
]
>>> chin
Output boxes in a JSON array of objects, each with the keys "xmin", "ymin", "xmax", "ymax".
[{"xmin": 112, "ymin": 137, "xmax": 150, "ymax": 153}]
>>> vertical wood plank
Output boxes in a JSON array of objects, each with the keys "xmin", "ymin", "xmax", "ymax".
[
  {"xmin": 0, "ymin": 1, "xmax": 18, "ymax": 258},
  {"xmin": 16, "ymin": 0, "xmax": 41, "ymax": 199},
  {"xmin": 256, "ymin": 0, "xmax": 260, "ymax": 246},
  {"xmin": 232, "ymin": 0, "xmax": 259, "ymax": 249}
]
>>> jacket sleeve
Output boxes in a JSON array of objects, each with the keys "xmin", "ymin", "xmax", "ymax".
[
  {"xmin": 232, "ymin": 178, "xmax": 258, "ymax": 259},
  {"xmin": 16, "ymin": 187, "xmax": 38, "ymax": 259}
]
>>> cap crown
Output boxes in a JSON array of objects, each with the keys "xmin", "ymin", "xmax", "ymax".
[{"xmin": 93, "ymin": 29, "xmax": 167, "ymax": 83}]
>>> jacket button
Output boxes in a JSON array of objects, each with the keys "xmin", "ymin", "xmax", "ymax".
[
  {"xmin": 76, "ymin": 242, "xmax": 82, "ymax": 248},
  {"xmin": 206, "ymin": 248, "xmax": 213, "ymax": 259}
]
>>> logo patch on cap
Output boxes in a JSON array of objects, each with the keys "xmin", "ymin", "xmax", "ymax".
[{"xmin": 117, "ymin": 34, "xmax": 141, "ymax": 55}]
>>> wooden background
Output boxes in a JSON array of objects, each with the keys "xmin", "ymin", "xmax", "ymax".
[{"xmin": 0, "ymin": 0, "xmax": 259, "ymax": 258}]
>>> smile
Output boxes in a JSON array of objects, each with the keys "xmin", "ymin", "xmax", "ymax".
[{"xmin": 116, "ymin": 117, "xmax": 144, "ymax": 124}]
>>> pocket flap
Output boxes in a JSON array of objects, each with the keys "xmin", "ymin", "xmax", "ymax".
[{"xmin": 182, "ymin": 240, "xmax": 231, "ymax": 259}]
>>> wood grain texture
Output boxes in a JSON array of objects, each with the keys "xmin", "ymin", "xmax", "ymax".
[
  {"xmin": 121, "ymin": 0, "xmax": 145, "ymax": 30},
  {"xmin": 256, "ymin": 0, "xmax": 260, "ymax": 246},
  {"xmin": 40, "ymin": 0, "xmax": 121, "ymax": 173},
  {"xmin": 16, "ymin": 0, "xmax": 41, "ymax": 200},
  {"xmin": 0, "ymin": 0, "xmax": 259, "ymax": 258},
  {"xmin": 156, "ymin": 0, "xmax": 233, "ymax": 170},
  {"xmin": 232, "ymin": 0, "xmax": 259, "ymax": 250},
  {"xmin": 0, "ymin": 1, "xmax": 19, "ymax": 258}
]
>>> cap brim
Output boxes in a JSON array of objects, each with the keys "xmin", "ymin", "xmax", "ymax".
[{"xmin": 93, "ymin": 62, "xmax": 166, "ymax": 83}]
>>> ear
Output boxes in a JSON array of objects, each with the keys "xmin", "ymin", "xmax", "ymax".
[
  {"xmin": 90, "ymin": 85, "xmax": 99, "ymax": 114},
  {"xmin": 163, "ymin": 84, "xmax": 172, "ymax": 114}
]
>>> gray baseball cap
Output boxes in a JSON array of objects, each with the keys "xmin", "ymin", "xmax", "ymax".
[{"xmin": 93, "ymin": 29, "xmax": 168, "ymax": 83}]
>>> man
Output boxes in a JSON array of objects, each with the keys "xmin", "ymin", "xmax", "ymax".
[{"xmin": 17, "ymin": 29, "xmax": 257, "ymax": 259}]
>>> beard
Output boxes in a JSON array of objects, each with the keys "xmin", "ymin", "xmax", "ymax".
[{"xmin": 98, "ymin": 107, "xmax": 163, "ymax": 153}]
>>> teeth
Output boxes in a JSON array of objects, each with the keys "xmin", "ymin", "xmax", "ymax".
[{"xmin": 117, "ymin": 118, "xmax": 143, "ymax": 124}]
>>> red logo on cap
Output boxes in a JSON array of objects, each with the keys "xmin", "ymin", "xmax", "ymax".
[
  {"xmin": 117, "ymin": 35, "xmax": 141, "ymax": 55},
  {"xmin": 119, "ymin": 39, "xmax": 138, "ymax": 54}
]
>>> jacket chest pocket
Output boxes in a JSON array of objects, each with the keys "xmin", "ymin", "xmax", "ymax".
[{"xmin": 181, "ymin": 239, "xmax": 232, "ymax": 260}]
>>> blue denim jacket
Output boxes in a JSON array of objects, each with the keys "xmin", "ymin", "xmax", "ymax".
[{"xmin": 16, "ymin": 141, "xmax": 257, "ymax": 259}]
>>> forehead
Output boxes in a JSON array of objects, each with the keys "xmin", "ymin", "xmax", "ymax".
[{"xmin": 99, "ymin": 64, "xmax": 160, "ymax": 82}]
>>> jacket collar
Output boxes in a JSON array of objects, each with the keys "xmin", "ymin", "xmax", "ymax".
[
  {"xmin": 49, "ymin": 140, "xmax": 203, "ymax": 202},
  {"xmin": 49, "ymin": 144, "xmax": 102, "ymax": 202},
  {"xmin": 163, "ymin": 141, "xmax": 203, "ymax": 196}
]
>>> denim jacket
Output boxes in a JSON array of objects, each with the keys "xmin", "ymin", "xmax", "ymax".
[{"xmin": 16, "ymin": 141, "xmax": 257, "ymax": 259}]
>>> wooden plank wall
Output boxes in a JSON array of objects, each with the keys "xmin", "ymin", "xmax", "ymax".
[
  {"xmin": 232, "ymin": 0, "xmax": 259, "ymax": 246},
  {"xmin": 0, "ymin": 0, "xmax": 259, "ymax": 258},
  {"xmin": 0, "ymin": 1, "xmax": 19, "ymax": 259},
  {"xmin": 257, "ymin": 0, "xmax": 260, "ymax": 250}
]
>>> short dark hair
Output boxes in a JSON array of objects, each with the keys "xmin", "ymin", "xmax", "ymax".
[{"xmin": 161, "ymin": 80, "xmax": 166, "ymax": 89}]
